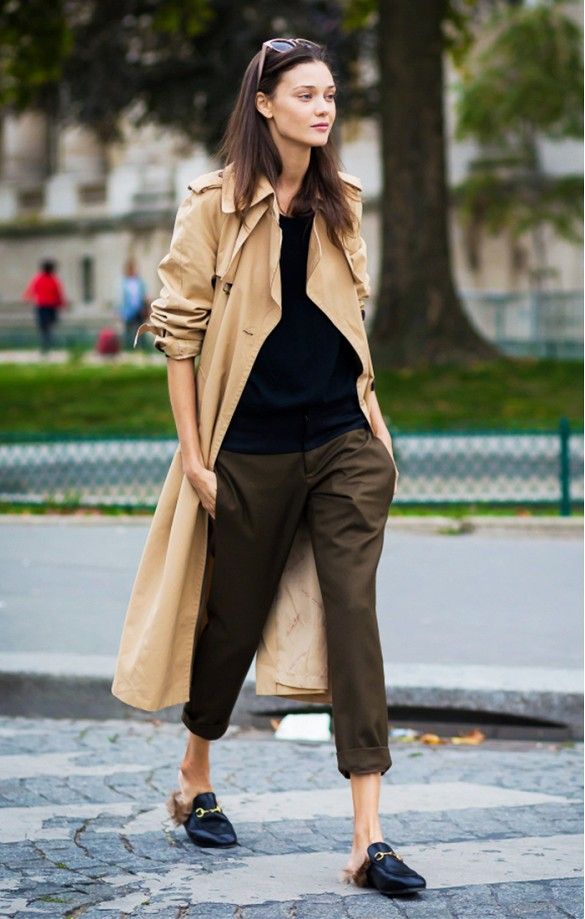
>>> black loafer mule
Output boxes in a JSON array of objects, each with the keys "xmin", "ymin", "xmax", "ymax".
[
  {"xmin": 364, "ymin": 840, "xmax": 426, "ymax": 895},
  {"xmin": 183, "ymin": 791, "xmax": 238, "ymax": 848}
]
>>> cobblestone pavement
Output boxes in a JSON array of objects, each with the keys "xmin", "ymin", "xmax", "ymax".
[{"xmin": 0, "ymin": 716, "xmax": 582, "ymax": 918}]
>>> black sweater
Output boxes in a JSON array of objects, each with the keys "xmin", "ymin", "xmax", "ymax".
[{"xmin": 221, "ymin": 210, "xmax": 368, "ymax": 453}]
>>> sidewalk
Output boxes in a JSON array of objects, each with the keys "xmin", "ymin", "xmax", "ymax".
[{"xmin": 0, "ymin": 715, "xmax": 582, "ymax": 916}]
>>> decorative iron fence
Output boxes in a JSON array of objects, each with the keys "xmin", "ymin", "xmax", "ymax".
[{"xmin": 0, "ymin": 420, "xmax": 582, "ymax": 514}]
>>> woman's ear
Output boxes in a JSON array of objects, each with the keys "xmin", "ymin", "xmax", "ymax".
[{"xmin": 255, "ymin": 92, "xmax": 272, "ymax": 119}]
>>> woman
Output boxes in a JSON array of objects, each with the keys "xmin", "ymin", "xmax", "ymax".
[
  {"xmin": 22, "ymin": 258, "xmax": 67, "ymax": 353},
  {"xmin": 128, "ymin": 37, "xmax": 426, "ymax": 899}
]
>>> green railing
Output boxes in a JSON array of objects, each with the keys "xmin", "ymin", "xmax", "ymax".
[{"xmin": 0, "ymin": 420, "xmax": 582, "ymax": 514}]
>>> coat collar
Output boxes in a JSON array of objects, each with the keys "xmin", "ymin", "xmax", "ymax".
[{"xmin": 221, "ymin": 161, "xmax": 275, "ymax": 214}]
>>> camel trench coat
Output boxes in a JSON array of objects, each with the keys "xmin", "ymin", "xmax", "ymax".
[{"xmin": 111, "ymin": 160, "xmax": 378, "ymax": 712}]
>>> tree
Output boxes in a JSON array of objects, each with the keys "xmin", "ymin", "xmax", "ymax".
[
  {"xmin": 369, "ymin": 0, "xmax": 500, "ymax": 367},
  {"xmin": 0, "ymin": 0, "xmax": 72, "ymax": 173},
  {"xmin": 0, "ymin": 0, "xmax": 71, "ymax": 110},
  {"xmin": 453, "ymin": 0, "xmax": 583, "ymax": 294}
]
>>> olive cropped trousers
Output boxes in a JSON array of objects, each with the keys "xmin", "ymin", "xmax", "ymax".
[{"xmin": 181, "ymin": 424, "xmax": 397, "ymax": 779}]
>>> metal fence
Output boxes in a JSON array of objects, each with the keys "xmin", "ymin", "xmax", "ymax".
[{"xmin": 0, "ymin": 420, "xmax": 582, "ymax": 514}]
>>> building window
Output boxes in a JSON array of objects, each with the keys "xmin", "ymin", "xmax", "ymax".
[
  {"xmin": 80, "ymin": 255, "xmax": 94, "ymax": 304},
  {"xmin": 79, "ymin": 182, "xmax": 106, "ymax": 205},
  {"xmin": 17, "ymin": 187, "xmax": 45, "ymax": 213}
]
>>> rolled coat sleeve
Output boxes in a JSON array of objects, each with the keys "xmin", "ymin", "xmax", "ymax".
[{"xmin": 134, "ymin": 187, "xmax": 220, "ymax": 360}]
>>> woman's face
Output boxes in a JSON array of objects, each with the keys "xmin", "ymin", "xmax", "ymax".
[{"xmin": 256, "ymin": 60, "xmax": 336, "ymax": 149}]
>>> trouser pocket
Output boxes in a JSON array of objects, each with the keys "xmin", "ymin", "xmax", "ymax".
[{"xmin": 366, "ymin": 430, "xmax": 397, "ymax": 501}]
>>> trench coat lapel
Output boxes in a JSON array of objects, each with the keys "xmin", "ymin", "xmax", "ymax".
[
  {"xmin": 218, "ymin": 163, "xmax": 322, "ymax": 299},
  {"xmin": 218, "ymin": 202, "xmax": 270, "ymax": 281},
  {"xmin": 218, "ymin": 167, "xmax": 274, "ymax": 280},
  {"xmin": 219, "ymin": 162, "xmax": 324, "ymax": 315}
]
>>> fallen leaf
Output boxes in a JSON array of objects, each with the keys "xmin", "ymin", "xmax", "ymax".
[{"xmin": 451, "ymin": 729, "xmax": 486, "ymax": 745}]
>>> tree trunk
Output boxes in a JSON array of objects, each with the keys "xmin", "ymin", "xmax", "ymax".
[{"xmin": 374, "ymin": 0, "xmax": 499, "ymax": 367}]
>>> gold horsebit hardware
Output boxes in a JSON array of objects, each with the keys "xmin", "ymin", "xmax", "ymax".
[
  {"xmin": 374, "ymin": 849, "xmax": 404, "ymax": 862},
  {"xmin": 194, "ymin": 804, "xmax": 224, "ymax": 818}
]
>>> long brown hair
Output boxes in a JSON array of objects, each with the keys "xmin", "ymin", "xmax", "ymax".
[{"xmin": 215, "ymin": 40, "xmax": 358, "ymax": 251}]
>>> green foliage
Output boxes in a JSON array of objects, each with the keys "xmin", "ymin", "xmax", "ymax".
[
  {"xmin": 443, "ymin": 0, "xmax": 481, "ymax": 66},
  {"xmin": 0, "ymin": 0, "xmax": 72, "ymax": 108},
  {"xmin": 341, "ymin": 0, "xmax": 377, "ymax": 31},
  {"xmin": 456, "ymin": 2, "xmax": 583, "ymax": 147},
  {"xmin": 152, "ymin": 0, "xmax": 215, "ymax": 37},
  {"xmin": 454, "ymin": 170, "xmax": 583, "ymax": 242},
  {"xmin": 1, "ymin": 0, "xmax": 480, "ymax": 139},
  {"xmin": 0, "ymin": 0, "xmax": 364, "ymax": 148},
  {"xmin": 453, "ymin": 0, "xmax": 583, "ymax": 251},
  {"xmin": 455, "ymin": 1, "xmax": 583, "ymax": 142},
  {"xmin": 342, "ymin": 0, "xmax": 481, "ymax": 61}
]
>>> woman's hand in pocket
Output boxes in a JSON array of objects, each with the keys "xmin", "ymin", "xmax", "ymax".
[
  {"xmin": 183, "ymin": 462, "xmax": 218, "ymax": 518},
  {"xmin": 373, "ymin": 430, "xmax": 399, "ymax": 496}
]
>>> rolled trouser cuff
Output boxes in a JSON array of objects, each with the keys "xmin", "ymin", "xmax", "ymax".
[
  {"xmin": 181, "ymin": 709, "xmax": 229, "ymax": 740},
  {"xmin": 337, "ymin": 746, "xmax": 392, "ymax": 780}
]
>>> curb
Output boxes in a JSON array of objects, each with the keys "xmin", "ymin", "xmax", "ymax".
[
  {"xmin": 0, "ymin": 513, "xmax": 582, "ymax": 537},
  {"xmin": 1, "ymin": 654, "xmax": 582, "ymax": 740},
  {"xmin": 390, "ymin": 516, "xmax": 583, "ymax": 538}
]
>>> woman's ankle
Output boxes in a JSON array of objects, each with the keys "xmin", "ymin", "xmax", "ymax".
[
  {"xmin": 180, "ymin": 757, "xmax": 211, "ymax": 777},
  {"xmin": 180, "ymin": 749, "xmax": 211, "ymax": 788},
  {"xmin": 179, "ymin": 766, "xmax": 213, "ymax": 798},
  {"xmin": 352, "ymin": 826, "xmax": 384, "ymax": 848}
]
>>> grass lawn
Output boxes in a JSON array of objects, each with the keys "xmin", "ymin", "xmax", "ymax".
[{"xmin": 1, "ymin": 356, "xmax": 582, "ymax": 435}]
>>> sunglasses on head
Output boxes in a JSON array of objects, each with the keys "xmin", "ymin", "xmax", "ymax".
[{"xmin": 256, "ymin": 37, "xmax": 321, "ymax": 90}]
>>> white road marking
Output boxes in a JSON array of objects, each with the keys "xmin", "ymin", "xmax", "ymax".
[
  {"xmin": 0, "ymin": 804, "xmax": 134, "ymax": 843},
  {"xmin": 92, "ymin": 834, "xmax": 583, "ymax": 909}
]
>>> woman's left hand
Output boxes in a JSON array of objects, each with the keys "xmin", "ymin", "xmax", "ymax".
[{"xmin": 373, "ymin": 430, "xmax": 399, "ymax": 495}]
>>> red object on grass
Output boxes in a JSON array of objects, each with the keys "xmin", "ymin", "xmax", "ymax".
[{"xmin": 96, "ymin": 328, "xmax": 120, "ymax": 355}]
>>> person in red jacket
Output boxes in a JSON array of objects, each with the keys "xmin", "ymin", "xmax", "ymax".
[{"xmin": 22, "ymin": 259, "xmax": 68, "ymax": 352}]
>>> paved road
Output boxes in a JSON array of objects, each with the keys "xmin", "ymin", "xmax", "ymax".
[
  {"xmin": 0, "ymin": 716, "xmax": 582, "ymax": 917},
  {"xmin": 0, "ymin": 520, "xmax": 582, "ymax": 669}
]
